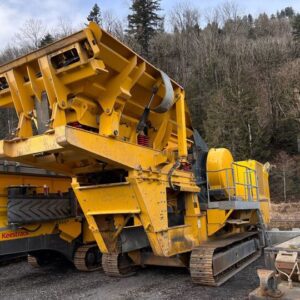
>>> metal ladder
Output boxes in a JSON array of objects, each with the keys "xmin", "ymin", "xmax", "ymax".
[{"xmin": 256, "ymin": 209, "xmax": 271, "ymax": 247}]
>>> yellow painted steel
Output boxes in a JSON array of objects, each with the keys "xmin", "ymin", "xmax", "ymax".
[
  {"xmin": 0, "ymin": 22, "xmax": 192, "ymax": 142},
  {"xmin": 206, "ymin": 148, "xmax": 234, "ymax": 198},
  {"xmin": 59, "ymin": 220, "xmax": 82, "ymax": 242},
  {"xmin": 0, "ymin": 172, "xmax": 94, "ymax": 244},
  {"xmin": 235, "ymin": 160, "xmax": 271, "ymax": 224},
  {"xmin": 205, "ymin": 158, "xmax": 271, "ymax": 235},
  {"xmin": 0, "ymin": 172, "xmax": 72, "ymax": 242},
  {"xmin": 206, "ymin": 209, "xmax": 234, "ymax": 236},
  {"xmin": 0, "ymin": 22, "xmax": 270, "ymax": 264}
]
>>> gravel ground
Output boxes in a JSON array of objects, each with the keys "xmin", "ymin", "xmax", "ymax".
[{"xmin": 0, "ymin": 257, "xmax": 264, "ymax": 300}]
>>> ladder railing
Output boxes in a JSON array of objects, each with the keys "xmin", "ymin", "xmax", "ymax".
[
  {"xmin": 206, "ymin": 167, "xmax": 236, "ymax": 205},
  {"xmin": 206, "ymin": 163, "xmax": 260, "ymax": 204},
  {"xmin": 256, "ymin": 209, "xmax": 271, "ymax": 247}
]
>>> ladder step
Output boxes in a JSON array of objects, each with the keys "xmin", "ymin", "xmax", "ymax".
[
  {"xmin": 226, "ymin": 219, "xmax": 250, "ymax": 225},
  {"xmin": 256, "ymin": 210, "xmax": 271, "ymax": 246}
]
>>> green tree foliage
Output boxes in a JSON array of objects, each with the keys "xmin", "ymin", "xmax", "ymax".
[
  {"xmin": 87, "ymin": 3, "xmax": 102, "ymax": 25},
  {"xmin": 277, "ymin": 7, "xmax": 295, "ymax": 19},
  {"xmin": 292, "ymin": 14, "xmax": 300, "ymax": 41},
  {"xmin": 39, "ymin": 33, "xmax": 55, "ymax": 48},
  {"xmin": 127, "ymin": 0, "xmax": 163, "ymax": 57}
]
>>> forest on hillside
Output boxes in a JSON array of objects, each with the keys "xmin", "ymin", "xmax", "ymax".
[{"xmin": 0, "ymin": 1, "xmax": 299, "ymax": 202}]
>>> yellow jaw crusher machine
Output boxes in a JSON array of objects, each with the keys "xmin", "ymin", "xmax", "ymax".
[
  {"xmin": 0, "ymin": 22, "xmax": 270, "ymax": 285},
  {"xmin": 0, "ymin": 161, "xmax": 100, "ymax": 271}
]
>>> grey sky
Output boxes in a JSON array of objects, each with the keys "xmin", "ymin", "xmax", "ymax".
[{"xmin": 0, "ymin": 0, "xmax": 300, "ymax": 50}]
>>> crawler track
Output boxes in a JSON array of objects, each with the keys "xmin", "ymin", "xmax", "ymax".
[
  {"xmin": 27, "ymin": 255, "xmax": 40, "ymax": 268},
  {"xmin": 74, "ymin": 244, "xmax": 102, "ymax": 272},
  {"xmin": 190, "ymin": 232, "xmax": 262, "ymax": 286},
  {"xmin": 102, "ymin": 253, "xmax": 135, "ymax": 277}
]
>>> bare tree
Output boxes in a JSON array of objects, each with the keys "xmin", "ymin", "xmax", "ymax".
[
  {"xmin": 170, "ymin": 3, "xmax": 200, "ymax": 32},
  {"xmin": 55, "ymin": 17, "xmax": 75, "ymax": 38},
  {"xmin": 14, "ymin": 19, "xmax": 47, "ymax": 50},
  {"xmin": 0, "ymin": 45, "xmax": 24, "ymax": 64},
  {"xmin": 219, "ymin": 1, "xmax": 240, "ymax": 24},
  {"xmin": 102, "ymin": 10, "xmax": 125, "ymax": 40}
]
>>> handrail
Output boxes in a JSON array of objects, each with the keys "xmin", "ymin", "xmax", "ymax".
[{"xmin": 206, "ymin": 163, "xmax": 260, "ymax": 204}]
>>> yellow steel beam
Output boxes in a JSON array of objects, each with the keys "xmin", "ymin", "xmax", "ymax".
[
  {"xmin": 56, "ymin": 126, "xmax": 168, "ymax": 170},
  {"xmin": 176, "ymin": 91, "xmax": 188, "ymax": 159},
  {"xmin": 74, "ymin": 182, "xmax": 140, "ymax": 215}
]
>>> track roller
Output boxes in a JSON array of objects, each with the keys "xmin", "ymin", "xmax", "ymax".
[
  {"xmin": 102, "ymin": 253, "xmax": 135, "ymax": 277},
  {"xmin": 27, "ymin": 252, "xmax": 62, "ymax": 268},
  {"xmin": 190, "ymin": 247, "xmax": 216, "ymax": 285},
  {"xmin": 73, "ymin": 244, "xmax": 102, "ymax": 272},
  {"xmin": 27, "ymin": 255, "xmax": 42, "ymax": 268}
]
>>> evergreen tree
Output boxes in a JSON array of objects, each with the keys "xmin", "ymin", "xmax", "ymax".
[
  {"xmin": 277, "ymin": 7, "xmax": 295, "ymax": 19},
  {"xmin": 292, "ymin": 14, "xmax": 300, "ymax": 41},
  {"xmin": 127, "ymin": 0, "xmax": 163, "ymax": 57},
  {"xmin": 247, "ymin": 14, "xmax": 253, "ymax": 24},
  {"xmin": 87, "ymin": 3, "xmax": 102, "ymax": 25},
  {"xmin": 39, "ymin": 33, "xmax": 54, "ymax": 48},
  {"xmin": 285, "ymin": 7, "xmax": 295, "ymax": 18}
]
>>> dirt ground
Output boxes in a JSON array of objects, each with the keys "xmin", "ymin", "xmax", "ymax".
[
  {"xmin": 0, "ymin": 257, "xmax": 264, "ymax": 300},
  {"xmin": 270, "ymin": 202, "xmax": 300, "ymax": 229}
]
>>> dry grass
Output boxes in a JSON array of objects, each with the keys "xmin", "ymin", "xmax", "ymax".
[{"xmin": 270, "ymin": 202, "xmax": 300, "ymax": 229}]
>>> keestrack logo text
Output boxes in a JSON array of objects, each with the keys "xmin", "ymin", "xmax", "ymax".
[{"xmin": 2, "ymin": 231, "xmax": 29, "ymax": 239}]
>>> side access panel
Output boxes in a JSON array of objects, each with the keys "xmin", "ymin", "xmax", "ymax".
[{"xmin": 0, "ymin": 233, "xmax": 76, "ymax": 262}]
